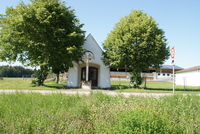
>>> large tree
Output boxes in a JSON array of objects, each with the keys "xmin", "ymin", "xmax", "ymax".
[
  {"xmin": 102, "ymin": 10, "xmax": 169, "ymax": 87},
  {"xmin": 0, "ymin": 0, "xmax": 85, "ymax": 85}
]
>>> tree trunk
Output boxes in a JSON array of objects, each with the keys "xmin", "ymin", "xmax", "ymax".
[
  {"xmin": 56, "ymin": 73, "xmax": 59, "ymax": 83},
  {"xmin": 144, "ymin": 77, "xmax": 147, "ymax": 89},
  {"xmin": 39, "ymin": 65, "xmax": 45, "ymax": 86}
]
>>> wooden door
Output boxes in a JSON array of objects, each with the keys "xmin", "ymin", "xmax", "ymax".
[{"xmin": 81, "ymin": 67, "xmax": 98, "ymax": 87}]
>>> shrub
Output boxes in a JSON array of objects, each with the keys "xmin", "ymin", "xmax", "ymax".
[{"xmin": 130, "ymin": 71, "xmax": 143, "ymax": 88}]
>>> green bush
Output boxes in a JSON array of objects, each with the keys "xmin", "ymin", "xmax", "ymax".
[
  {"xmin": 130, "ymin": 71, "xmax": 143, "ymax": 88},
  {"xmin": 34, "ymin": 68, "xmax": 48, "ymax": 86}
]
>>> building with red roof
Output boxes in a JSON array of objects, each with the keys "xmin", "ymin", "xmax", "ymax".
[{"xmin": 176, "ymin": 66, "xmax": 200, "ymax": 86}]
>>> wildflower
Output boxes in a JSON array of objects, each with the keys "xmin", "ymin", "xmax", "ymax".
[
  {"xmin": 46, "ymin": 114, "xmax": 50, "ymax": 117},
  {"xmin": 81, "ymin": 80, "xmax": 92, "ymax": 84},
  {"xmin": 54, "ymin": 125, "xmax": 56, "ymax": 128},
  {"xmin": 37, "ymin": 129, "xmax": 40, "ymax": 131},
  {"xmin": 108, "ymin": 123, "xmax": 111, "ymax": 125},
  {"xmin": 194, "ymin": 124, "xmax": 199, "ymax": 127},
  {"xmin": 59, "ymin": 130, "xmax": 62, "ymax": 132}
]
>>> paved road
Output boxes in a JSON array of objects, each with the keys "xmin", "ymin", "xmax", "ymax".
[{"xmin": 0, "ymin": 89, "xmax": 181, "ymax": 98}]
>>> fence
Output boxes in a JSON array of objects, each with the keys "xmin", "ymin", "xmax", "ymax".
[
  {"xmin": 22, "ymin": 75, "xmax": 35, "ymax": 80},
  {"xmin": 110, "ymin": 71, "xmax": 156, "ymax": 81}
]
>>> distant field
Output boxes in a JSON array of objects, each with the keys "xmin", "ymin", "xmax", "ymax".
[
  {"xmin": 0, "ymin": 78, "xmax": 66, "ymax": 90},
  {"xmin": 0, "ymin": 78, "xmax": 200, "ymax": 93},
  {"xmin": 111, "ymin": 80, "xmax": 200, "ymax": 93}
]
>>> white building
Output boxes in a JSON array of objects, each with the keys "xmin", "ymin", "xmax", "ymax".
[
  {"xmin": 67, "ymin": 34, "xmax": 111, "ymax": 88},
  {"xmin": 176, "ymin": 66, "xmax": 200, "ymax": 86}
]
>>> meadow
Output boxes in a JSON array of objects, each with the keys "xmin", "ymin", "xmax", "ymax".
[
  {"xmin": 0, "ymin": 78, "xmax": 200, "ymax": 133},
  {"xmin": 0, "ymin": 92, "xmax": 199, "ymax": 133},
  {"xmin": 111, "ymin": 80, "xmax": 200, "ymax": 93},
  {"xmin": 0, "ymin": 78, "xmax": 66, "ymax": 90},
  {"xmin": 0, "ymin": 78, "xmax": 200, "ymax": 94}
]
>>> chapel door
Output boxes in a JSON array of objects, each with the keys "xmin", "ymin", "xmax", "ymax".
[{"xmin": 81, "ymin": 67, "xmax": 98, "ymax": 87}]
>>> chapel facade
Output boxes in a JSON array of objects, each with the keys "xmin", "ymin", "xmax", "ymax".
[{"xmin": 67, "ymin": 34, "xmax": 111, "ymax": 88}]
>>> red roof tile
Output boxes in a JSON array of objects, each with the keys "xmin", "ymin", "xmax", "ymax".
[{"xmin": 176, "ymin": 66, "xmax": 200, "ymax": 73}]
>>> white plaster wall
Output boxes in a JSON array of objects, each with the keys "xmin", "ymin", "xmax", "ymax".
[
  {"xmin": 99, "ymin": 65, "xmax": 110, "ymax": 88},
  {"xmin": 67, "ymin": 63, "xmax": 79, "ymax": 87},
  {"xmin": 82, "ymin": 35, "xmax": 103, "ymax": 65},
  {"xmin": 176, "ymin": 70, "xmax": 200, "ymax": 86}
]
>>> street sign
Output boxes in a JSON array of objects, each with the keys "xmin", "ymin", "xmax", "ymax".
[
  {"xmin": 171, "ymin": 59, "xmax": 175, "ymax": 65},
  {"xmin": 170, "ymin": 47, "xmax": 175, "ymax": 94},
  {"xmin": 170, "ymin": 47, "xmax": 175, "ymax": 59}
]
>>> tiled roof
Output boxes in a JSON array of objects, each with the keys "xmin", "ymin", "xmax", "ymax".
[{"xmin": 176, "ymin": 65, "xmax": 200, "ymax": 73}]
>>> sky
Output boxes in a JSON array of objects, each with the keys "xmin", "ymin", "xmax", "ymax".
[{"xmin": 0, "ymin": 0, "xmax": 200, "ymax": 69}]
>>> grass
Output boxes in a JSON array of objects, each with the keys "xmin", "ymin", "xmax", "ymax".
[
  {"xmin": 111, "ymin": 80, "xmax": 200, "ymax": 93},
  {"xmin": 0, "ymin": 92, "xmax": 199, "ymax": 133},
  {"xmin": 0, "ymin": 78, "xmax": 66, "ymax": 90},
  {"xmin": 0, "ymin": 78, "xmax": 200, "ymax": 93}
]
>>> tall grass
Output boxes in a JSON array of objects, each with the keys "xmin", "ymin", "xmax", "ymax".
[{"xmin": 0, "ymin": 92, "xmax": 199, "ymax": 133}]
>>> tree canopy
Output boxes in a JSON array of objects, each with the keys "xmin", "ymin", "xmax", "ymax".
[
  {"xmin": 102, "ymin": 10, "xmax": 169, "ymax": 72},
  {"xmin": 0, "ymin": 0, "xmax": 85, "ymax": 85}
]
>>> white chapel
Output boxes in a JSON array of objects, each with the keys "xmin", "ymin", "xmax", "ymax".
[{"xmin": 67, "ymin": 34, "xmax": 111, "ymax": 88}]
